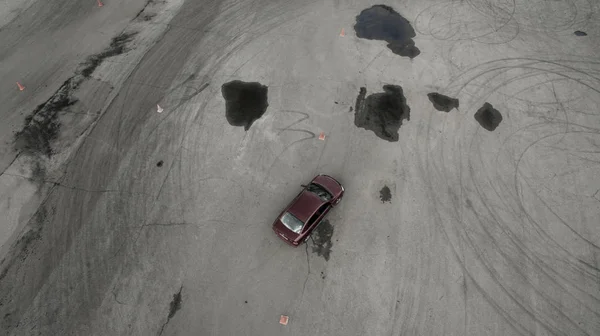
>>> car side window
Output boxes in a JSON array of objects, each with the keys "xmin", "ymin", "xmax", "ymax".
[{"xmin": 310, "ymin": 204, "xmax": 329, "ymax": 226}]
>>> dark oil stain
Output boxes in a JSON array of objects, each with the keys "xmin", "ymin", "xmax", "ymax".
[
  {"xmin": 156, "ymin": 160, "xmax": 164, "ymax": 167},
  {"xmin": 427, "ymin": 92, "xmax": 459, "ymax": 112},
  {"xmin": 311, "ymin": 219, "xmax": 334, "ymax": 261},
  {"xmin": 334, "ymin": 101, "xmax": 339, "ymax": 104},
  {"xmin": 354, "ymin": 85, "xmax": 410, "ymax": 142},
  {"xmin": 349, "ymin": 106, "xmax": 353, "ymax": 112},
  {"xmin": 159, "ymin": 286, "xmax": 183, "ymax": 335},
  {"xmin": 79, "ymin": 32, "xmax": 137, "ymax": 78},
  {"xmin": 320, "ymin": 271, "xmax": 326, "ymax": 279},
  {"xmin": 380, "ymin": 185, "xmax": 392, "ymax": 203},
  {"xmin": 474, "ymin": 102, "xmax": 503, "ymax": 131},
  {"xmin": 574, "ymin": 30, "xmax": 587, "ymax": 36},
  {"xmin": 354, "ymin": 5, "xmax": 420, "ymax": 58},
  {"xmin": 168, "ymin": 287, "xmax": 183, "ymax": 319},
  {"xmin": 354, "ymin": 87, "xmax": 367, "ymax": 112},
  {"xmin": 221, "ymin": 80, "xmax": 269, "ymax": 131},
  {"xmin": 14, "ymin": 78, "xmax": 78, "ymax": 158}
]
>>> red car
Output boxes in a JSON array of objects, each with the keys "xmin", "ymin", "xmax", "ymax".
[{"xmin": 272, "ymin": 174, "xmax": 344, "ymax": 246}]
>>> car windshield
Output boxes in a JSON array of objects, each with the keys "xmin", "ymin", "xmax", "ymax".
[
  {"xmin": 280, "ymin": 212, "xmax": 305, "ymax": 234},
  {"xmin": 306, "ymin": 183, "xmax": 332, "ymax": 201}
]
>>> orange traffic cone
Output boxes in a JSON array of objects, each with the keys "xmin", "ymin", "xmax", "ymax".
[
  {"xmin": 16, "ymin": 82, "xmax": 25, "ymax": 91},
  {"xmin": 279, "ymin": 315, "xmax": 289, "ymax": 325},
  {"xmin": 340, "ymin": 28, "xmax": 345, "ymax": 37},
  {"xmin": 97, "ymin": 0, "xmax": 103, "ymax": 7},
  {"xmin": 318, "ymin": 132, "xmax": 326, "ymax": 140}
]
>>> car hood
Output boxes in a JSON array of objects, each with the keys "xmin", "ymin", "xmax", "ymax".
[
  {"xmin": 313, "ymin": 175, "xmax": 343, "ymax": 196},
  {"xmin": 287, "ymin": 191, "xmax": 325, "ymax": 223}
]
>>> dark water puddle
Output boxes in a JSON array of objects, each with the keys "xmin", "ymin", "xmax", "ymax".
[
  {"xmin": 427, "ymin": 93, "xmax": 459, "ymax": 112},
  {"xmin": 380, "ymin": 185, "xmax": 392, "ymax": 203},
  {"xmin": 574, "ymin": 30, "xmax": 587, "ymax": 36},
  {"xmin": 221, "ymin": 80, "xmax": 268, "ymax": 131},
  {"xmin": 474, "ymin": 102, "xmax": 502, "ymax": 131},
  {"xmin": 311, "ymin": 219, "xmax": 334, "ymax": 261},
  {"xmin": 156, "ymin": 160, "xmax": 164, "ymax": 167},
  {"xmin": 354, "ymin": 5, "xmax": 420, "ymax": 58},
  {"xmin": 354, "ymin": 85, "xmax": 410, "ymax": 142}
]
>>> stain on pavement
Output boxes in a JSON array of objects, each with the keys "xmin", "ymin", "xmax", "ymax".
[
  {"xmin": 354, "ymin": 85, "xmax": 410, "ymax": 142},
  {"xmin": 168, "ymin": 287, "xmax": 183, "ymax": 319},
  {"xmin": 354, "ymin": 87, "xmax": 367, "ymax": 112},
  {"xmin": 222, "ymin": 80, "xmax": 269, "ymax": 131},
  {"xmin": 427, "ymin": 93, "xmax": 459, "ymax": 112},
  {"xmin": 380, "ymin": 185, "xmax": 392, "ymax": 203},
  {"xmin": 354, "ymin": 5, "xmax": 420, "ymax": 58},
  {"xmin": 474, "ymin": 102, "xmax": 502, "ymax": 131},
  {"xmin": 13, "ymin": 79, "xmax": 78, "ymax": 158},
  {"xmin": 159, "ymin": 286, "xmax": 183, "ymax": 335},
  {"xmin": 574, "ymin": 30, "xmax": 587, "ymax": 36},
  {"xmin": 79, "ymin": 32, "xmax": 138, "ymax": 78},
  {"xmin": 14, "ymin": 29, "xmax": 139, "ymax": 179},
  {"xmin": 311, "ymin": 220, "xmax": 334, "ymax": 261}
]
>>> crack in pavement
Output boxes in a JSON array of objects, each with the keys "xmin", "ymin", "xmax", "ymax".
[{"xmin": 300, "ymin": 242, "xmax": 311, "ymax": 299}]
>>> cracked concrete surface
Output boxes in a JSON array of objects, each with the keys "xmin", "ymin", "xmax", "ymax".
[{"xmin": 0, "ymin": 0, "xmax": 599, "ymax": 335}]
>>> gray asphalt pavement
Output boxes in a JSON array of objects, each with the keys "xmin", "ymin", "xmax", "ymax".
[{"xmin": 0, "ymin": 0, "xmax": 599, "ymax": 335}]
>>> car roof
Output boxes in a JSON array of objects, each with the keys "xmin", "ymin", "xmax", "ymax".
[{"xmin": 286, "ymin": 190, "xmax": 325, "ymax": 223}]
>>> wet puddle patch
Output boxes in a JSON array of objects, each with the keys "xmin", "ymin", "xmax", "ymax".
[
  {"xmin": 221, "ymin": 80, "xmax": 269, "ymax": 131},
  {"xmin": 354, "ymin": 85, "xmax": 410, "ymax": 142},
  {"xmin": 474, "ymin": 102, "xmax": 502, "ymax": 131},
  {"xmin": 574, "ymin": 30, "xmax": 587, "ymax": 36},
  {"xmin": 311, "ymin": 219, "xmax": 334, "ymax": 261},
  {"xmin": 427, "ymin": 93, "xmax": 459, "ymax": 112},
  {"xmin": 354, "ymin": 5, "xmax": 420, "ymax": 58}
]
